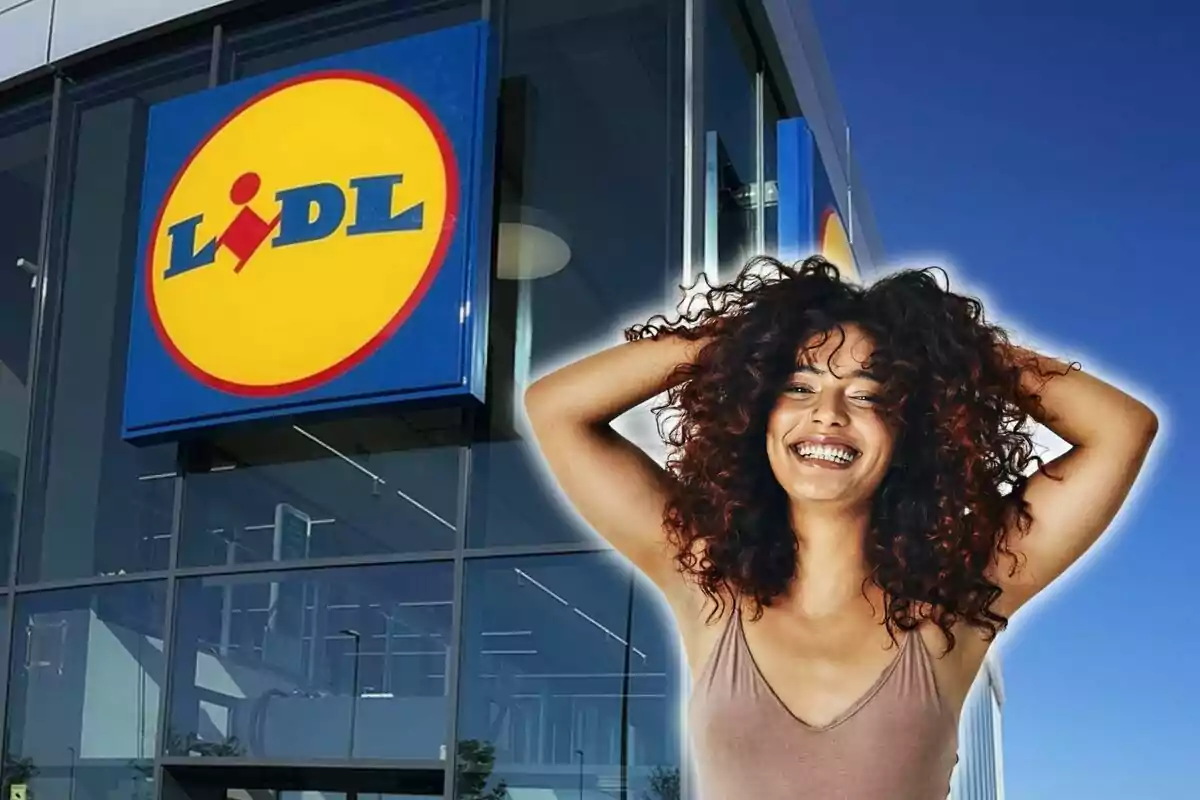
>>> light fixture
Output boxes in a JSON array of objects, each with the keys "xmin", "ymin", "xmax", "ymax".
[{"xmin": 496, "ymin": 204, "xmax": 571, "ymax": 280}]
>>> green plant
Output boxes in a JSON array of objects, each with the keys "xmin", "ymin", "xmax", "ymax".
[
  {"xmin": 456, "ymin": 739, "xmax": 509, "ymax": 800},
  {"xmin": 2, "ymin": 754, "xmax": 39, "ymax": 788},
  {"xmin": 643, "ymin": 765, "xmax": 680, "ymax": 800},
  {"xmin": 161, "ymin": 727, "xmax": 247, "ymax": 758}
]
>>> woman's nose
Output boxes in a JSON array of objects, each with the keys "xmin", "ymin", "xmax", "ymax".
[{"xmin": 811, "ymin": 392, "xmax": 850, "ymax": 426}]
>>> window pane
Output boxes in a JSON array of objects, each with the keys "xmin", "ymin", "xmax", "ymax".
[
  {"xmin": 0, "ymin": 100, "xmax": 49, "ymax": 586},
  {"xmin": 167, "ymin": 561, "xmax": 454, "ymax": 761},
  {"xmin": 18, "ymin": 52, "xmax": 212, "ymax": 584},
  {"xmin": 227, "ymin": 0, "xmax": 481, "ymax": 81},
  {"xmin": 469, "ymin": 0, "xmax": 683, "ymax": 548},
  {"xmin": 704, "ymin": 0, "xmax": 760, "ymax": 281},
  {"xmin": 178, "ymin": 414, "xmax": 464, "ymax": 568},
  {"xmin": 2, "ymin": 582, "xmax": 166, "ymax": 800},
  {"xmin": 625, "ymin": 587, "xmax": 684, "ymax": 800},
  {"xmin": 466, "ymin": 440, "xmax": 599, "ymax": 551},
  {"xmin": 0, "ymin": 595, "xmax": 8, "ymax": 735},
  {"xmin": 456, "ymin": 554, "xmax": 684, "ymax": 799}
]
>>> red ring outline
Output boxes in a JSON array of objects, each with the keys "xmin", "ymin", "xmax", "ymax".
[{"xmin": 145, "ymin": 69, "xmax": 461, "ymax": 398}]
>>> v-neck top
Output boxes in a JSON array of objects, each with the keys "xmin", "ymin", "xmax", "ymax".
[{"xmin": 688, "ymin": 605, "xmax": 959, "ymax": 800}]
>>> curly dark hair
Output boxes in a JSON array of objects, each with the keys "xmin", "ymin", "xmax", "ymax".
[{"xmin": 624, "ymin": 255, "xmax": 1071, "ymax": 651}]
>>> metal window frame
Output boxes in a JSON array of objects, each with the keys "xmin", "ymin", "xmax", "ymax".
[
  {"xmin": 682, "ymin": 0, "xmax": 705, "ymax": 289},
  {"xmin": 0, "ymin": 74, "xmax": 62, "ymax": 771}
]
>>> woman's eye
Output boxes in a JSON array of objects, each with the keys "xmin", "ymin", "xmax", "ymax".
[
  {"xmin": 786, "ymin": 384, "xmax": 814, "ymax": 395},
  {"xmin": 852, "ymin": 394, "xmax": 878, "ymax": 404}
]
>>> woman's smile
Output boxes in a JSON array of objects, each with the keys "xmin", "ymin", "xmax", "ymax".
[{"xmin": 790, "ymin": 436, "xmax": 861, "ymax": 469}]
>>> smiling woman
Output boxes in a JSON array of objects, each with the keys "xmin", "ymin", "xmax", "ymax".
[{"xmin": 523, "ymin": 255, "xmax": 1158, "ymax": 800}]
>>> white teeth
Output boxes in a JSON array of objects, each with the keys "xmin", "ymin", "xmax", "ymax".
[{"xmin": 793, "ymin": 443, "xmax": 858, "ymax": 464}]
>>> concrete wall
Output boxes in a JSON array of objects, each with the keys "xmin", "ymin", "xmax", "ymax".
[{"xmin": 0, "ymin": 0, "xmax": 233, "ymax": 85}]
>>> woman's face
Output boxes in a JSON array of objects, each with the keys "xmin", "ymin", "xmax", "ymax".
[{"xmin": 765, "ymin": 324, "xmax": 897, "ymax": 510}]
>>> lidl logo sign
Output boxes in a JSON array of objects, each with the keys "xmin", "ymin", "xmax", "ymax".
[
  {"xmin": 123, "ymin": 24, "xmax": 492, "ymax": 440},
  {"xmin": 150, "ymin": 72, "xmax": 456, "ymax": 396}
]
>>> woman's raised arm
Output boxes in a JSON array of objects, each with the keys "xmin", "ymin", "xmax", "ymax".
[
  {"xmin": 991, "ymin": 346, "xmax": 1159, "ymax": 616},
  {"xmin": 524, "ymin": 334, "xmax": 705, "ymax": 594}
]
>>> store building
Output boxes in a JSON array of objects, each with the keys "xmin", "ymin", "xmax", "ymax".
[
  {"xmin": 0, "ymin": 1, "xmax": 899, "ymax": 799},
  {"xmin": 950, "ymin": 652, "xmax": 1007, "ymax": 800}
]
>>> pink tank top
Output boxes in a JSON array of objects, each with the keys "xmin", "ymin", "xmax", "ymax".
[{"xmin": 688, "ymin": 605, "xmax": 959, "ymax": 799}]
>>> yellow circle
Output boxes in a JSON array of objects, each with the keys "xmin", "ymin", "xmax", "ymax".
[
  {"xmin": 150, "ymin": 75, "xmax": 452, "ymax": 393},
  {"xmin": 820, "ymin": 209, "xmax": 858, "ymax": 282}
]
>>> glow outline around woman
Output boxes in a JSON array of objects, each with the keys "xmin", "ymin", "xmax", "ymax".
[{"xmin": 524, "ymin": 255, "xmax": 1158, "ymax": 799}]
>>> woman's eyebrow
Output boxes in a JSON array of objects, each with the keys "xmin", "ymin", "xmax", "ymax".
[{"xmin": 795, "ymin": 364, "xmax": 881, "ymax": 381}]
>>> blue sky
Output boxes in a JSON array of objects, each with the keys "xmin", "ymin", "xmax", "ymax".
[{"xmin": 808, "ymin": 1, "xmax": 1199, "ymax": 796}]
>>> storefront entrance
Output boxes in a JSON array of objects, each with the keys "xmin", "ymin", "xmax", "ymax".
[{"xmin": 161, "ymin": 762, "xmax": 445, "ymax": 800}]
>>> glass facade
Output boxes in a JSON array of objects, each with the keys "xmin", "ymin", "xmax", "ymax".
[
  {"xmin": 456, "ymin": 553, "xmax": 681, "ymax": 799},
  {"xmin": 703, "ymin": 0, "xmax": 759, "ymax": 281},
  {"xmin": 166, "ymin": 562, "xmax": 455, "ymax": 762},
  {"xmin": 0, "ymin": 1, "xmax": 872, "ymax": 799},
  {"xmin": 178, "ymin": 418, "xmax": 465, "ymax": 569},
  {"xmin": 0, "ymin": 97, "xmax": 50, "ymax": 587},
  {"xmin": 700, "ymin": 0, "xmax": 793, "ymax": 284},
  {"xmin": 5, "ymin": 582, "xmax": 165, "ymax": 800}
]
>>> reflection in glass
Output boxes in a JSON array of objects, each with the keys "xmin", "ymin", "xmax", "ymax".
[
  {"xmin": 0, "ymin": 103, "xmax": 49, "ymax": 585},
  {"xmin": 470, "ymin": 0, "xmax": 683, "ymax": 548},
  {"xmin": 228, "ymin": 0, "xmax": 480, "ymax": 81},
  {"xmin": 2, "ymin": 583, "xmax": 165, "ymax": 800},
  {"xmin": 467, "ymin": 440, "xmax": 602, "ymax": 551},
  {"xmin": 17, "ymin": 53, "xmax": 212, "ymax": 584},
  {"xmin": 179, "ymin": 415, "xmax": 463, "ymax": 568},
  {"xmin": 704, "ymin": 0, "xmax": 760, "ymax": 282},
  {"xmin": 167, "ymin": 562, "xmax": 454, "ymax": 761},
  {"xmin": 456, "ymin": 554, "xmax": 683, "ymax": 799}
]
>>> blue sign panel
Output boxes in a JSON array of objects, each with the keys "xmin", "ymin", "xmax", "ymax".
[
  {"xmin": 776, "ymin": 117, "xmax": 815, "ymax": 261},
  {"xmin": 776, "ymin": 116, "xmax": 858, "ymax": 278},
  {"xmin": 122, "ymin": 21, "xmax": 494, "ymax": 441}
]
